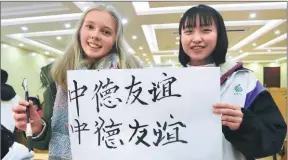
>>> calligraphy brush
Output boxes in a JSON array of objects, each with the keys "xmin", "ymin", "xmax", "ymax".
[{"xmin": 22, "ymin": 78, "xmax": 32, "ymax": 152}]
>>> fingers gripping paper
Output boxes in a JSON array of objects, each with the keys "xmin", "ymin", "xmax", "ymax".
[{"xmin": 67, "ymin": 67, "xmax": 222, "ymax": 160}]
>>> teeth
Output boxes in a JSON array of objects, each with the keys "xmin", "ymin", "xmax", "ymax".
[
  {"xmin": 193, "ymin": 46, "xmax": 203, "ymax": 49},
  {"xmin": 88, "ymin": 43, "xmax": 101, "ymax": 49}
]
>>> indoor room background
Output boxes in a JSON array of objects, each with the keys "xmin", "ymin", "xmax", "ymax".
[{"xmin": 1, "ymin": 1, "xmax": 287, "ymax": 160}]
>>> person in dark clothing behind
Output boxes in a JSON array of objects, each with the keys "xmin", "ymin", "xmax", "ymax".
[
  {"xmin": 1, "ymin": 69, "xmax": 34, "ymax": 159},
  {"xmin": 28, "ymin": 96, "xmax": 42, "ymax": 116},
  {"xmin": 1, "ymin": 69, "xmax": 19, "ymax": 132}
]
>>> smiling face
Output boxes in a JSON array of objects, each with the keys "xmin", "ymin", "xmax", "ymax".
[
  {"xmin": 80, "ymin": 9, "xmax": 117, "ymax": 60},
  {"xmin": 181, "ymin": 15, "xmax": 218, "ymax": 66}
]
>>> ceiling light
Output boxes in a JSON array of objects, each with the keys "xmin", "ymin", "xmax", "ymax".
[
  {"xmin": 2, "ymin": 44, "xmax": 8, "ymax": 48},
  {"xmin": 122, "ymin": 18, "xmax": 128, "ymax": 25},
  {"xmin": 56, "ymin": 36, "xmax": 62, "ymax": 40},
  {"xmin": 19, "ymin": 43, "xmax": 24, "ymax": 47},
  {"xmin": 146, "ymin": 58, "xmax": 149, "ymax": 61},
  {"xmin": 239, "ymin": 50, "xmax": 243, "ymax": 53},
  {"xmin": 176, "ymin": 37, "xmax": 180, "ymax": 40},
  {"xmin": 48, "ymin": 58, "xmax": 55, "ymax": 62},
  {"xmin": 252, "ymin": 43, "xmax": 257, "ymax": 46},
  {"xmin": 148, "ymin": 61, "xmax": 151, "ymax": 64},
  {"xmin": 16, "ymin": 34, "xmax": 23, "ymax": 38},
  {"xmin": 65, "ymin": 23, "xmax": 71, "ymax": 28},
  {"xmin": 174, "ymin": 52, "xmax": 178, "ymax": 55},
  {"xmin": 128, "ymin": 48, "xmax": 134, "ymax": 53},
  {"xmin": 132, "ymin": 35, "xmax": 137, "ymax": 40},
  {"xmin": 274, "ymin": 30, "xmax": 280, "ymax": 35},
  {"xmin": 267, "ymin": 49, "xmax": 271, "ymax": 52},
  {"xmin": 31, "ymin": 53, "xmax": 37, "ymax": 56},
  {"xmin": 249, "ymin": 13, "xmax": 256, "ymax": 18},
  {"xmin": 139, "ymin": 46, "xmax": 143, "ymax": 50},
  {"xmin": 21, "ymin": 26, "xmax": 28, "ymax": 31},
  {"xmin": 175, "ymin": 42, "xmax": 179, "ymax": 45},
  {"xmin": 142, "ymin": 53, "xmax": 146, "ymax": 56},
  {"xmin": 45, "ymin": 51, "xmax": 50, "ymax": 55}
]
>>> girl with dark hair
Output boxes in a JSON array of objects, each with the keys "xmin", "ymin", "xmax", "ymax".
[{"xmin": 178, "ymin": 4, "xmax": 286, "ymax": 160}]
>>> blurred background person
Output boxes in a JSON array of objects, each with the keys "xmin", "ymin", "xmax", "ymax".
[
  {"xmin": 1, "ymin": 69, "xmax": 19, "ymax": 132},
  {"xmin": 28, "ymin": 96, "xmax": 43, "ymax": 116},
  {"xmin": 1, "ymin": 69, "xmax": 34, "ymax": 159}
]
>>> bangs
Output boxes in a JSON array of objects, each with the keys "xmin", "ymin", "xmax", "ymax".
[{"xmin": 180, "ymin": 8, "xmax": 216, "ymax": 30}]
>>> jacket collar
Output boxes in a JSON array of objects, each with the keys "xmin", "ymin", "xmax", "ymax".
[{"xmin": 219, "ymin": 61, "xmax": 244, "ymax": 85}]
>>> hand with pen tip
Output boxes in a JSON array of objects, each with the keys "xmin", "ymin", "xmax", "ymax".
[{"xmin": 12, "ymin": 100, "xmax": 44, "ymax": 137}]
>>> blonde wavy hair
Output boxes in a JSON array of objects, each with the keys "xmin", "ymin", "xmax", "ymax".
[{"xmin": 51, "ymin": 3, "xmax": 141, "ymax": 89}]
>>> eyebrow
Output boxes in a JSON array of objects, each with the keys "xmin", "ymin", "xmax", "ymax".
[{"xmin": 84, "ymin": 20, "xmax": 113, "ymax": 31}]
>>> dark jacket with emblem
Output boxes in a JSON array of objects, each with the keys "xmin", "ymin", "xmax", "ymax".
[{"xmin": 217, "ymin": 61, "xmax": 286, "ymax": 160}]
